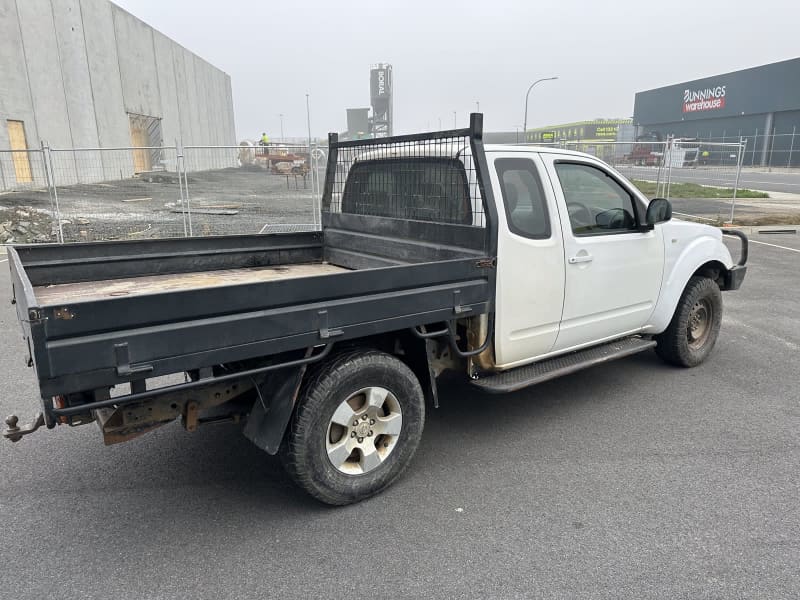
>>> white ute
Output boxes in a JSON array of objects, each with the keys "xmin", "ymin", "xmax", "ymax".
[
  {"xmin": 280, "ymin": 140, "xmax": 748, "ymax": 503},
  {"xmin": 4, "ymin": 119, "xmax": 748, "ymax": 505}
]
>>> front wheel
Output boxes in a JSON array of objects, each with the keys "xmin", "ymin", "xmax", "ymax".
[
  {"xmin": 279, "ymin": 349, "xmax": 425, "ymax": 505},
  {"xmin": 655, "ymin": 276, "xmax": 723, "ymax": 367}
]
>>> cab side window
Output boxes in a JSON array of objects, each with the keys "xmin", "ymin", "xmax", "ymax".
[
  {"xmin": 555, "ymin": 163, "xmax": 639, "ymax": 235},
  {"xmin": 495, "ymin": 158, "xmax": 550, "ymax": 239}
]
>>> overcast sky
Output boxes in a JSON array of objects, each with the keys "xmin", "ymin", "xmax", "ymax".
[{"xmin": 114, "ymin": 0, "xmax": 799, "ymax": 141}]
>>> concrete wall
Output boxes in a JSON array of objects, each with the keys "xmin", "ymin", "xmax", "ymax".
[{"xmin": 0, "ymin": 0, "xmax": 236, "ymax": 188}]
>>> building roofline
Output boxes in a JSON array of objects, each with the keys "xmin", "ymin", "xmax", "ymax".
[{"xmin": 635, "ymin": 56, "xmax": 800, "ymax": 95}]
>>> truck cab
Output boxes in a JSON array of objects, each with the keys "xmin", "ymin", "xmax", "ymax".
[{"xmin": 484, "ymin": 144, "xmax": 742, "ymax": 369}]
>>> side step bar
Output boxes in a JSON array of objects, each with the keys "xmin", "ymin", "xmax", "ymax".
[{"xmin": 471, "ymin": 336, "xmax": 657, "ymax": 394}]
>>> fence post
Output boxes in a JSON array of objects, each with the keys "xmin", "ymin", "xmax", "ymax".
[
  {"xmin": 654, "ymin": 141, "xmax": 666, "ymax": 197},
  {"xmin": 311, "ymin": 145, "xmax": 321, "ymax": 229},
  {"xmin": 177, "ymin": 139, "xmax": 192, "ymax": 236},
  {"xmin": 41, "ymin": 140, "xmax": 64, "ymax": 243},
  {"xmin": 665, "ymin": 136, "xmax": 674, "ymax": 200},
  {"xmin": 729, "ymin": 137, "xmax": 746, "ymax": 224},
  {"xmin": 175, "ymin": 138, "xmax": 188, "ymax": 236},
  {"xmin": 789, "ymin": 126, "xmax": 796, "ymax": 169},
  {"xmin": 0, "ymin": 149, "xmax": 6, "ymax": 191}
]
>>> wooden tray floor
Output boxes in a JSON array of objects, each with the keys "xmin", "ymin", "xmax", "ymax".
[{"xmin": 34, "ymin": 262, "xmax": 349, "ymax": 305}]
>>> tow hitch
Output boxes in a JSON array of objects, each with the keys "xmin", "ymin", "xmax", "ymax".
[{"xmin": 3, "ymin": 413, "xmax": 45, "ymax": 442}]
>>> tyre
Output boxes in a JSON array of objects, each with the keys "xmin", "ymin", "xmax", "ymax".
[
  {"xmin": 655, "ymin": 276, "xmax": 723, "ymax": 367},
  {"xmin": 279, "ymin": 349, "xmax": 425, "ymax": 505}
]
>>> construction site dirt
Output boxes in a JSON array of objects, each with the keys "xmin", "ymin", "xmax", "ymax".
[{"xmin": 0, "ymin": 167, "xmax": 321, "ymax": 243}]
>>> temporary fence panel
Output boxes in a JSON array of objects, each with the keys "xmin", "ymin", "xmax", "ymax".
[
  {"xmin": 48, "ymin": 147, "xmax": 186, "ymax": 243},
  {"xmin": 182, "ymin": 144, "xmax": 321, "ymax": 236},
  {"xmin": 565, "ymin": 140, "xmax": 670, "ymax": 197},
  {"xmin": 566, "ymin": 139, "xmax": 745, "ymax": 223},
  {"xmin": 0, "ymin": 149, "xmax": 49, "ymax": 192},
  {"xmin": 0, "ymin": 148, "xmax": 55, "ymax": 244},
  {"xmin": 663, "ymin": 139, "xmax": 745, "ymax": 222}
]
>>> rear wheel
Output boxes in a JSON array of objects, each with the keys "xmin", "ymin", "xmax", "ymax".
[
  {"xmin": 279, "ymin": 349, "xmax": 425, "ymax": 505},
  {"xmin": 655, "ymin": 276, "xmax": 723, "ymax": 367}
]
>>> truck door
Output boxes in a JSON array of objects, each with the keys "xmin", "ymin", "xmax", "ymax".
[
  {"xmin": 489, "ymin": 152, "xmax": 566, "ymax": 368},
  {"xmin": 542, "ymin": 156, "xmax": 664, "ymax": 351}
]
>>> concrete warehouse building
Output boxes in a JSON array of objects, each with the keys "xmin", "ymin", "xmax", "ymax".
[
  {"xmin": 0, "ymin": 0, "xmax": 235, "ymax": 187},
  {"xmin": 633, "ymin": 57, "xmax": 800, "ymax": 167}
]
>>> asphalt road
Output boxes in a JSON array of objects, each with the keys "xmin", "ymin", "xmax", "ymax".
[{"xmin": 1, "ymin": 234, "xmax": 798, "ymax": 599}]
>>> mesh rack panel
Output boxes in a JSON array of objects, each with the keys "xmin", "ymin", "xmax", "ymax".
[{"xmin": 322, "ymin": 115, "xmax": 490, "ymax": 229}]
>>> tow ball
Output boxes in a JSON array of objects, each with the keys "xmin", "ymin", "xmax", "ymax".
[{"xmin": 3, "ymin": 413, "xmax": 45, "ymax": 442}]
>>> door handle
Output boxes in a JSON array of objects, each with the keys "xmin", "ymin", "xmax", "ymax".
[{"xmin": 568, "ymin": 254, "xmax": 594, "ymax": 264}]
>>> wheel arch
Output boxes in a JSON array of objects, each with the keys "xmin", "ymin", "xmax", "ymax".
[
  {"xmin": 648, "ymin": 236, "xmax": 733, "ymax": 333},
  {"xmin": 243, "ymin": 332, "xmax": 438, "ymax": 456},
  {"xmin": 692, "ymin": 259, "xmax": 728, "ymax": 288}
]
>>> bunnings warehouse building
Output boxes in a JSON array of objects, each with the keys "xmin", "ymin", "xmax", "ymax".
[{"xmin": 633, "ymin": 57, "xmax": 800, "ymax": 167}]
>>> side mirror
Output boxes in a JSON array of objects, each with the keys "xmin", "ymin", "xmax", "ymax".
[{"xmin": 646, "ymin": 198, "xmax": 672, "ymax": 226}]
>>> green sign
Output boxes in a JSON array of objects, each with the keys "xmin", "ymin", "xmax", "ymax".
[{"xmin": 594, "ymin": 125, "xmax": 618, "ymax": 138}]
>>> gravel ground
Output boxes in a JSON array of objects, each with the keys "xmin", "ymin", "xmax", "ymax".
[
  {"xmin": 0, "ymin": 233, "xmax": 798, "ymax": 598},
  {"xmin": 0, "ymin": 167, "xmax": 321, "ymax": 242}
]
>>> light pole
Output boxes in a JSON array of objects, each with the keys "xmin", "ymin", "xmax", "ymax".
[
  {"xmin": 476, "ymin": 101, "xmax": 480, "ymax": 112},
  {"xmin": 279, "ymin": 113, "xmax": 285, "ymax": 141},
  {"xmin": 305, "ymin": 94, "xmax": 312, "ymax": 148},
  {"xmin": 523, "ymin": 77, "xmax": 558, "ymax": 139},
  {"xmin": 453, "ymin": 111, "xmax": 457, "ymax": 128}
]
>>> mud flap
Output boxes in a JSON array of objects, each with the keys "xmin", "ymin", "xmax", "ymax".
[{"xmin": 242, "ymin": 366, "xmax": 307, "ymax": 455}]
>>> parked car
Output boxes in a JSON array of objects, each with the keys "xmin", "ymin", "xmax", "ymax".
[{"xmin": 5, "ymin": 115, "xmax": 747, "ymax": 505}]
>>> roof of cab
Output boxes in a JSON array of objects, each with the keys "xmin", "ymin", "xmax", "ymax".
[
  {"xmin": 483, "ymin": 144, "xmax": 596, "ymax": 159},
  {"xmin": 348, "ymin": 143, "xmax": 597, "ymax": 162}
]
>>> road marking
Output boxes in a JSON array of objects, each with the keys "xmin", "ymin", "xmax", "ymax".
[
  {"xmin": 673, "ymin": 211, "xmax": 717, "ymax": 222},
  {"xmin": 749, "ymin": 239, "xmax": 800, "ymax": 253},
  {"xmin": 741, "ymin": 180, "xmax": 800, "ymax": 188}
]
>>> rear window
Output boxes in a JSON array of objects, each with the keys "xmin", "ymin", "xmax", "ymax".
[{"xmin": 341, "ymin": 158, "xmax": 472, "ymax": 224}]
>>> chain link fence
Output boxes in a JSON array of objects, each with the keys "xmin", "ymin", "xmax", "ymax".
[{"xmin": 1, "ymin": 142, "xmax": 323, "ymax": 244}]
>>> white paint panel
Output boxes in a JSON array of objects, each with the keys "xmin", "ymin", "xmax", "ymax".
[
  {"xmin": 489, "ymin": 151, "xmax": 567, "ymax": 368},
  {"xmin": 542, "ymin": 155, "xmax": 665, "ymax": 351}
]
